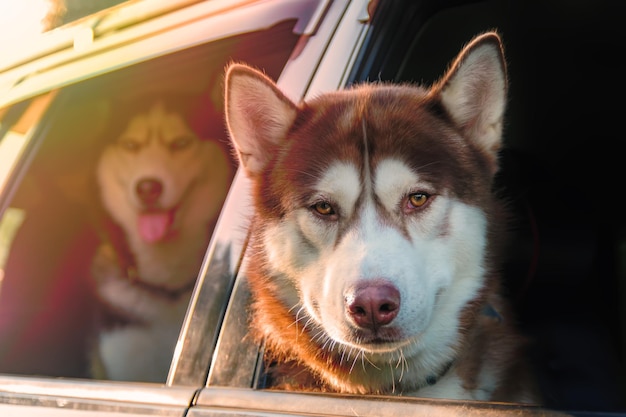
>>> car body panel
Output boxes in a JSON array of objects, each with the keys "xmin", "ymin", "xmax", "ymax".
[
  {"xmin": 190, "ymin": 387, "xmax": 571, "ymax": 417},
  {"xmin": 0, "ymin": 375, "xmax": 196, "ymax": 416}
]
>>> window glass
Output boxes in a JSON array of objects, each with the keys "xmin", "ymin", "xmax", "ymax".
[{"xmin": 0, "ymin": 20, "xmax": 299, "ymax": 383}]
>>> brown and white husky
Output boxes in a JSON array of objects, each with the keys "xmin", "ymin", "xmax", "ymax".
[
  {"xmin": 224, "ymin": 32, "xmax": 539, "ymax": 402},
  {"xmin": 92, "ymin": 96, "xmax": 233, "ymax": 382}
]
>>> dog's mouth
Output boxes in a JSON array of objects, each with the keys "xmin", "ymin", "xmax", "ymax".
[
  {"xmin": 351, "ymin": 328, "xmax": 406, "ymax": 348},
  {"xmin": 326, "ymin": 330, "xmax": 414, "ymax": 358},
  {"xmin": 137, "ymin": 209, "xmax": 178, "ymax": 243},
  {"xmin": 316, "ymin": 324, "xmax": 409, "ymax": 354}
]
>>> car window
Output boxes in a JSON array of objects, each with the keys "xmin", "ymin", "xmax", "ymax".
[{"xmin": 0, "ymin": 18, "xmax": 299, "ymax": 384}]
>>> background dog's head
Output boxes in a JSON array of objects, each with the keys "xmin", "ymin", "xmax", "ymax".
[{"xmin": 96, "ymin": 95, "xmax": 232, "ymax": 287}]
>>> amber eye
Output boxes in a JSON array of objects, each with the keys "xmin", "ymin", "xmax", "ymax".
[
  {"xmin": 170, "ymin": 135, "xmax": 192, "ymax": 151},
  {"xmin": 119, "ymin": 138, "xmax": 140, "ymax": 151},
  {"xmin": 408, "ymin": 192, "xmax": 429, "ymax": 208},
  {"xmin": 313, "ymin": 201, "xmax": 335, "ymax": 216}
]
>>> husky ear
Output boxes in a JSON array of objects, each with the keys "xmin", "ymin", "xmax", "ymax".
[
  {"xmin": 434, "ymin": 32, "xmax": 507, "ymax": 172},
  {"xmin": 224, "ymin": 63, "xmax": 298, "ymax": 177}
]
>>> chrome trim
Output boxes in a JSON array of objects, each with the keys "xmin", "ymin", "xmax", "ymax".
[
  {"xmin": 205, "ymin": 256, "xmax": 260, "ymax": 388},
  {"xmin": 191, "ymin": 387, "xmax": 574, "ymax": 417},
  {"xmin": 305, "ymin": 0, "xmax": 372, "ymax": 96},
  {"xmin": 0, "ymin": 375, "xmax": 196, "ymax": 414},
  {"xmin": 296, "ymin": 0, "xmax": 332, "ymax": 35},
  {"xmin": 167, "ymin": 171, "xmax": 253, "ymax": 386}
]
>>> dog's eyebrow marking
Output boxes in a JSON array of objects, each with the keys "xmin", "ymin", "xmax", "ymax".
[
  {"xmin": 313, "ymin": 162, "xmax": 360, "ymax": 221},
  {"xmin": 375, "ymin": 159, "xmax": 413, "ymax": 213}
]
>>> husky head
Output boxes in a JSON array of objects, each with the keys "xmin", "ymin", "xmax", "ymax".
[
  {"xmin": 225, "ymin": 32, "xmax": 508, "ymax": 394},
  {"xmin": 97, "ymin": 97, "xmax": 232, "ymax": 288}
]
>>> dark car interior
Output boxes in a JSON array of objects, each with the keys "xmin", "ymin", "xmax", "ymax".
[{"xmin": 353, "ymin": 0, "xmax": 626, "ymax": 412}]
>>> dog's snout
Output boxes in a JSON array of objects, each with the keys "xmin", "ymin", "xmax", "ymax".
[
  {"xmin": 136, "ymin": 178, "xmax": 163, "ymax": 206},
  {"xmin": 346, "ymin": 281, "xmax": 400, "ymax": 330}
]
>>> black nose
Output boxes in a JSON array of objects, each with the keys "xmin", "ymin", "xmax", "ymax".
[
  {"xmin": 345, "ymin": 281, "xmax": 400, "ymax": 330},
  {"xmin": 136, "ymin": 178, "xmax": 163, "ymax": 206}
]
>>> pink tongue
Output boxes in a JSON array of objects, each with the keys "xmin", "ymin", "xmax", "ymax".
[{"xmin": 138, "ymin": 211, "xmax": 173, "ymax": 243}]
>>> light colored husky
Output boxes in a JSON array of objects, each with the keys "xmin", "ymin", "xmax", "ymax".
[
  {"xmin": 224, "ymin": 32, "xmax": 538, "ymax": 402},
  {"xmin": 92, "ymin": 97, "xmax": 232, "ymax": 382}
]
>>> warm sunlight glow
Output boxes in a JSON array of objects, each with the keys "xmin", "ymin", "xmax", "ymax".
[
  {"xmin": 0, "ymin": 0, "xmax": 51, "ymax": 44},
  {"xmin": 0, "ymin": 131, "xmax": 27, "ymax": 185},
  {"xmin": 0, "ymin": 207, "xmax": 26, "ymax": 289}
]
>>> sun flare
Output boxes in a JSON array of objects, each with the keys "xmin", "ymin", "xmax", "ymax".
[{"xmin": 0, "ymin": 0, "xmax": 52, "ymax": 44}]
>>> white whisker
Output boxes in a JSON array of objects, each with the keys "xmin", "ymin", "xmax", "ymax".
[
  {"xmin": 287, "ymin": 306, "xmax": 306, "ymax": 329},
  {"xmin": 389, "ymin": 362, "xmax": 396, "ymax": 393},
  {"xmin": 364, "ymin": 353, "xmax": 380, "ymax": 370},
  {"xmin": 340, "ymin": 347, "xmax": 348, "ymax": 365},
  {"xmin": 397, "ymin": 349, "xmax": 406, "ymax": 382},
  {"xmin": 349, "ymin": 351, "xmax": 359, "ymax": 374}
]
